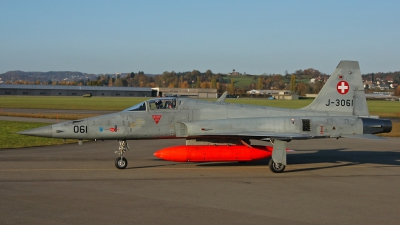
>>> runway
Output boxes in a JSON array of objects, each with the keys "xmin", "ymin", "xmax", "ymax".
[{"xmin": 1, "ymin": 136, "xmax": 400, "ymax": 225}]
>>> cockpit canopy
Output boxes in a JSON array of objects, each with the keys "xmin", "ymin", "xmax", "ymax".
[{"xmin": 124, "ymin": 97, "xmax": 178, "ymax": 112}]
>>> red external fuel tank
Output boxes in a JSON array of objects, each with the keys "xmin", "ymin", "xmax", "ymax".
[{"xmin": 153, "ymin": 145, "xmax": 274, "ymax": 162}]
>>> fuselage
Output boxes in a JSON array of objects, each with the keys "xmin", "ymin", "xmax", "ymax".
[{"xmin": 42, "ymin": 97, "xmax": 391, "ymax": 141}]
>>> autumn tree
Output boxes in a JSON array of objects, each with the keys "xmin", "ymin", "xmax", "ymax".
[
  {"xmin": 196, "ymin": 76, "xmax": 201, "ymax": 88},
  {"xmin": 211, "ymin": 77, "xmax": 217, "ymax": 89},
  {"xmin": 271, "ymin": 74, "xmax": 285, "ymax": 89},
  {"xmin": 180, "ymin": 81, "xmax": 189, "ymax": 88},
  {"xmin": 227, "ymin": 79, "xmax": 235, "ymax": 94},
  {"xmin": 295, "ymin": 82, "xmax": 308, "ymax": 96},
  {"xmin": 394, "ymin": 86, "xmax": 400, "ymax": 96},
  {"xmin": 290, "ymin": 75, "xmax": 296, "ymax": 92},
  {"xmin": 256, "ymin": 77, "xmax": 263, "ymax": 90},
  {"xmin": 114, "ymin": 78, "xmax": 125, "ymax": 87},
  {"xmin": 311, "ymin": 81, "xmax": 325, "ymax": 94},
  {"xmin": 191, "ymin": 70, "xmax": 200, "ymax": 77},
  {"xmin": 200, "ymin": 82, "xmax": 210, "ymax": 88}
]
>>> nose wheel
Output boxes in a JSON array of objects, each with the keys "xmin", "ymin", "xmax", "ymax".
[
  {"xmin": 115, "ymin": 140, "xmax": 129, "ymax": 169},
  {"xmin": 115, "ymin": 157, "xmax": 127, "ymax": 169}
]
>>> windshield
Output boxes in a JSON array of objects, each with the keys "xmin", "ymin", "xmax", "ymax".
[
  {"xmin": 123, "ymin": 97, "xmax": 178, "ymax": 112},
  {"xmin": 124, "ymin": 102, "xmax": 147, "ymax": 111}
]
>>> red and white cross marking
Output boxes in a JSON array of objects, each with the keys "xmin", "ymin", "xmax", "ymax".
[{"xmin": 336, "ymin": 81, "xmax": 349, "ymax": 94}]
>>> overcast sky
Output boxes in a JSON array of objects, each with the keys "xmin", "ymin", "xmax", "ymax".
[{"xmin": 1, "ymin": 0, "xmax": 399, "ymax": 75}]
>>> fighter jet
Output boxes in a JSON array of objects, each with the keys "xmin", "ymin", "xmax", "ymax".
[{"xmin": 18, "ymin": 61, "xmax": 392, "ymax": 172}]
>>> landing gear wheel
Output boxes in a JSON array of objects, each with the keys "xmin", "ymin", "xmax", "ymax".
[
  {"xmin": 269, "ymin": 158, "xmax": 285, "ymax": 173},
  {"xmin": 115, "ymin": 157, "xmax": 128, "ymax": 169},
  {"xmin": 114, "ymin": 140, "xmax": 129, "ymax": 169}
]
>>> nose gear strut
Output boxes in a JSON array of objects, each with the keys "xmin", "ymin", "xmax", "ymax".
[{"xmin": 115, "ymin": 140, "xmax": 129, "ymax": 169}]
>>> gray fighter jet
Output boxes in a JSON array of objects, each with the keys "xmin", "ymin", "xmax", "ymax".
[{"xmin": 18, "ymin": 61, "xmax": 392, "ymax": 172}]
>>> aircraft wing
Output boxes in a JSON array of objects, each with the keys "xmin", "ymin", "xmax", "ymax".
[
  {"xmin": 237, "ymin": 132, "xmax": 323, "ymax": 140},
  {"xmin": 204, "ymin": 132, "xmax": 324, "ymax": 140}
]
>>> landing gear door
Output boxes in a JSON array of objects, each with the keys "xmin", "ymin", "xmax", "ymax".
[{"xmin": 175, "ymin": 122, "xmax": 188, "ymax": 137}]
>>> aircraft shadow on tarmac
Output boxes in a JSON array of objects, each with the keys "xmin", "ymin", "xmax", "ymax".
[
  {"xmin": 192, "ymin": 148, "xmax": 400, "ymax": 172},
  {"xmin": 126, "ymin": 163, "xmax": 177, "ymax": 169}
]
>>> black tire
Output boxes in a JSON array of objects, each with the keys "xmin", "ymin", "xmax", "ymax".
[
  {"xmin": 268, "ymin": 158, "xmax": 285, "ymax": 173},
  {"xmin": 115, "ymin": 157, "xmax": 128, "ymax": 169}
]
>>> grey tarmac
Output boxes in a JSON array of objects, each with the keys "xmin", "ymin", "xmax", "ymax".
[{"xmin": 1, "ymin": 137, "xmax": 400, "ymax": 225}]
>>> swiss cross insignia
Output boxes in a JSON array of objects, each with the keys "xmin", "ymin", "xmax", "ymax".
[{"xmin": 336, "ymin": 81, "xmax": 349, "ymax": 94}]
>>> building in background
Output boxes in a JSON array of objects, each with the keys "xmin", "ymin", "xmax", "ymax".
[{"xmin": 0, "ymin": 84, "xmax": 217, "ymax": 98}]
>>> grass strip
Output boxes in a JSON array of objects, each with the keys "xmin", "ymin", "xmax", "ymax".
[
  {"xmin": 0, "ymin": 121, "xmax": 76, "ymax": 149},
  {"xmin": 0, "ymin": 96, "xmax": 149, "ymax": 111},
  {"xmin": 0, "ymin": 112, "xmax": 100, "ymax": 120}
]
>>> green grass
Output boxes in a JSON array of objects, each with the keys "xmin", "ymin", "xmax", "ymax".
[
  {"xmin": 0, "ymin": 112, "xmax": 100, "ymax": 120},
  {"xmin": 365, "ymin": 100, "xmax": 400, "ymax": 117},
  {"xmin": 225, "ymin": 75, "xmax": 256, "ymax": 87},
  {"xmin": 0, "ymin": 121, "xmax": 76, "ymax": 149},
  {"xmin": 0, "ymin": 96, "xmax": 150, "ymax": 111}
]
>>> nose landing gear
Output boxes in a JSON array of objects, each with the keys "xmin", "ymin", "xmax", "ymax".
[{"xmin": 115, "ymin": 140, "xmax": 129, "ymax": 169}]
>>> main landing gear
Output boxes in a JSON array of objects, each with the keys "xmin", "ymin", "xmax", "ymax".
[
  {"xmin": 269, "ymin": 139, "xmax": 287, "ymax": 173},
  {"xmin": 115, "ymin": 140, "xmax": 129, "ymax": 169},
  {"xmin": 268, "ymin": 159, "xmax": 286, "ymax": 173}
]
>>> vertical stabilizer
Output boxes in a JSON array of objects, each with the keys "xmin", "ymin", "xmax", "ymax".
[{"xmin": 302, "ymin": 60, "xmax": 369, "ymax": 116}]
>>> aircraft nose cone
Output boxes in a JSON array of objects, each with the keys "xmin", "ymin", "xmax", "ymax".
[{"xmin": 18, "ymin": 125, "xmax": 53, "ymax": 138}]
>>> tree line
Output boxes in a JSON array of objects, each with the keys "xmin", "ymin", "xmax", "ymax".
[
  {"xmin": 2, "ymin": 68, "xmax": 399, "ymax": 96},
  {"xmin": 84, "ymin": 68, "xmax": 331, "ymax": 96}
]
